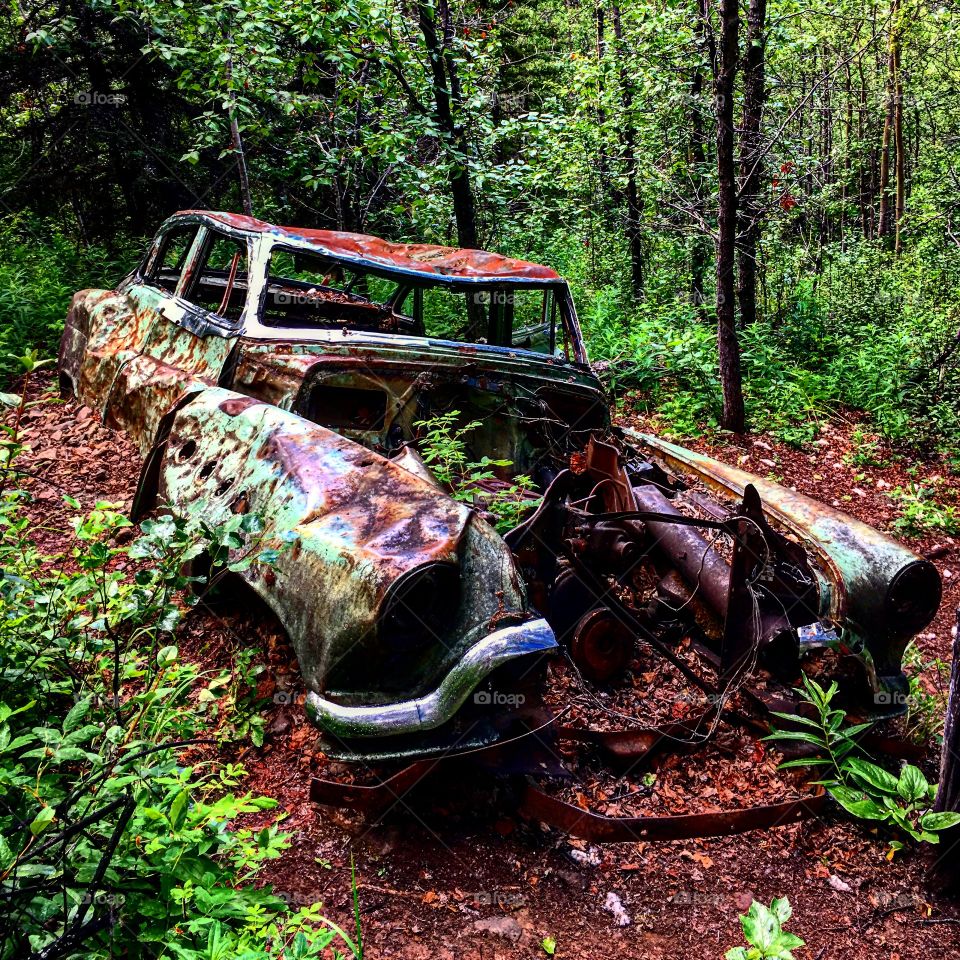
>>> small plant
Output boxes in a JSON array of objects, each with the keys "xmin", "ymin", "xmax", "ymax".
[
  {"xmin": 843, "ymin": 428, "xmax": 889, "ymax": 468},
  {"xmin": 415, "ymin": 411, "xmax": 541, "ymax": 532},
  {"xmin": 766, "ymin": 675, "xmax": 960, "ymax": 846},
  {"xmin": 890, "ymin": 482, "xmax": 960, "ymax": 535},
  {"xmin": 0, "ymin": 414, "xmax": 361, "ymax": 958},
  {"xmin": 901, "ymin": 641, "xmax": 948, "ymax": 744},
  {"xmin": 725, "ymin": 897, "xmax": 804, "ymax": 960}
]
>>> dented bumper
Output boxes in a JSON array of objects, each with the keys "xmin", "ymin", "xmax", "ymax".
[{"xmin": 305, "ymin": 618, "xmax": 556, "ymax": 739}]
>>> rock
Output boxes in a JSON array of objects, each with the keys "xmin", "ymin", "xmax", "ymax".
[
  {"xmin": 473, "ymin": 916, "xmax": 522, "ymax": 942},
  {"xmin": 567, "ymin": 845, "xmax": 602, "ymax": 867},
  {"xmin": 828, "ymin": 874, "xmax": 853, "ymax": 893},
  {"xmin": 603, "ymin": 891, "xmax": 631, "ymax": 926}
]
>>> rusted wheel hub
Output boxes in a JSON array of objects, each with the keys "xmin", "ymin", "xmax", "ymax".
[{"xmin": 570, "ymin": 608, "xmax": 633, "ymax": 682}]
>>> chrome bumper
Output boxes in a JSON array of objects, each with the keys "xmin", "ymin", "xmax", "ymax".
[{"xmin": 305, "ymin": 618, "xmax": 557, "ymax": 739}]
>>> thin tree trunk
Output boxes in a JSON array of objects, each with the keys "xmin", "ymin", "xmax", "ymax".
[
  {"xmin": 611, "ymin": 2, "xmax": 643, "ymax": 300},
  {"xmin": 877, "ymin": 0, "xmax": 899, "ymax": 241},
  {"xmin": 894, "ymin": 37, "xmax": 905, "ymax": 253},
  {"xmin": 931, "ymin": 607, "xmax": 960, "ymax": 887},
  {"xmin": 418, "ymin": 0, "xmax": 478, "ymax": 249},
  {"xmin": 715, "ymin": 0, "xmax": 745, "ymax": 433},
  {"xmin": 689, "ymin": 0, "xmax": 714, "ymax": 313},
  {"xmin": 736, "ymin": 0, "xmax": 767, "ymax": 331},
  {"xmin": 224, "ymin": 48, "xmax": 253, "ymax": 217}
]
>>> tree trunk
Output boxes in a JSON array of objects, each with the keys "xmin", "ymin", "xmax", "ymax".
[
  {"xmin": 611, "ymin": 2, "xmax": 643, "ymax": 300},
  {"xmin": 894, "ymin": 40, "xmax": 905, "ymax": 254},
  {"xmin": 736, "ymin": 0, "xmax": 767, "ymax": 331},
  {"xmin": 877, "ymin": 0, "xmax": 900, "ymax": 242},
  {"xmin": 418, "ymin": 0, "xmax": 478, "ymax": 249},
  {"xmin": 225, "ymin": 49, "xmax": 253, "ymax": 217},
  {"xmin": 689, "ymin": 0, "xmax": 714, "ymax": 314},
  {"xmin": 931, "ymin": 607, "xmax": 960, "ymax": 886},
  {"xmin": 715, "ymin": 0, "xmax": 746, "ymax": 433}
]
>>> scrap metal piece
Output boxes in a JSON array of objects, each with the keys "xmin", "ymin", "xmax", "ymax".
[
  {"xmin": 569, "ymin": 608, "xmax": 634, "ymax": 682},
  {"xmin": 518, "ymin": 783, "xmax": 831, "ymax": 843},
  {"xmin": 627, "ymin": 430, "xmax": 942, "ymax": 695}
]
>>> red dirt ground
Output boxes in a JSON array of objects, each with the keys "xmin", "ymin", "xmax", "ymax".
[{"xmin": 15, "ymin": 372, "xmax": 960, "ymax": 960}]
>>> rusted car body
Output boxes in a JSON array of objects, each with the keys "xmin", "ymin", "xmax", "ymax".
[{"xmin": 59, "ymin": 211, "xmax": 941, "ymax": 760}]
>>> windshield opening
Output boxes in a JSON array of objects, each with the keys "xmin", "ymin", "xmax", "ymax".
[{"xmin": 262, "ymin": 245, "xmax": 566, "ymax": 357}]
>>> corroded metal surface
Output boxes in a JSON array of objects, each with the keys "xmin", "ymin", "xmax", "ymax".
[
  {"xmin": 625, "ymin": 430, "xmax": 942, "ymax": 689},
  {"xmin": 156, "ymin": 387, "xmax": 545, "ymax": 720},
  {"xmin": 178, "ymin": 210, "xmax": 563, "ymax": 281}
]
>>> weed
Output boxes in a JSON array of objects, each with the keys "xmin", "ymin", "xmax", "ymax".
[{"xmin": 890, "ymin": 482, "xmax": 960, "ymax": 535}]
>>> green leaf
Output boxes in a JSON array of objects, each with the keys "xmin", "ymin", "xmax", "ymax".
[
  {"xmin": 30, "ymin": 806, "xmax": 55, "ymax": 837},
  {"xmin": 741, "ymin": 901, "xmax": 779, "ymax": 951},
  {"xmin": 541, "ymin": 936, "xmax": 557, "ymax": 955},
  {"xmin": 842, "ymin": 757, "xmax": 899, "ymax": 795},
  {"xmin": 771, "ymin": 897, "xmax": 792, "ymax": 924},
  {"xmin": 829, "ymin": 785, "xmax": 889, "ymax": 821},
  {"xmin": 921, "ymin": 811, "xmax": 960, "ymax": 832},
  {"xmin": 169, "ymin": 789, "xmax": 190, "ymax": 830},
  {"xmin": 898, "ymin": 765, "xmax": 929, "ymax": 803},
  {"xmin": 157, "ymin": 645, "xmax": 179, "ymax": 667}
]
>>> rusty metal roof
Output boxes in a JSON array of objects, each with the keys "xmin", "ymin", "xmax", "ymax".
[{"xmin": 175, "ymin": 210, "xmax": 562, "ymax": 283}]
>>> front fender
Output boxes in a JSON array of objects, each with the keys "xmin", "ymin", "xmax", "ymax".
[
  {"xmin": 625, "ymin": 429, "xmax": 941, "ymax": 685},
  {"xmin": 149, "ymin": 386, "xmax": 554, "ymax": 717}
]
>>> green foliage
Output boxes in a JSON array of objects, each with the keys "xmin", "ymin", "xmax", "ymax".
[
  {"xmin": 889, "ymin": 482, "xmax": 960, "ymax": 536},
  {"xmin": 0, "ymin": 216, "xmax": 129, "ymax": 378},
  {"xmin": 725, "ymin": 898, "xmax": 804, "ymax": 960},
  {"xmin": 415, "ymin": 410, "xmax": 541, "ymax": 532},
  {"xmin": 0, "ymin": 422, "xmax": 360, "ymax": 958},
  {"xmin": 766, "ymin": 675, "xmax": 960, "ymax": 847},
  {"xmin": 843, "ymin": 428, "xmax": 890, "ymax": 469},
  {"xmin": 901, "ymin": 641, "xmax": 948, "ymax": 745}
]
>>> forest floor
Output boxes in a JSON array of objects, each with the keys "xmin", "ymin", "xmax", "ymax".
[{"xmin": 17, "ymin": 371, "xmax": 960, "ymax": 960}]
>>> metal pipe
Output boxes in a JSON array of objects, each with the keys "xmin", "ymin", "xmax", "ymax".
[{"xmin": 632, "ymin": 485, "xmax": 731, "ymax": 617}]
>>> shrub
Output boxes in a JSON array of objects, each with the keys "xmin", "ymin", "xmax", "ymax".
[{"xmin": 0, "ymin": 399, "xmax": 361, "ymax": 959}]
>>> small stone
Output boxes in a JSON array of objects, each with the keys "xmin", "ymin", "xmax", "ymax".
[
  {"xmin": 603, "ymin": 891, "xmax": 631, "ymax": 927},
  {"xmin": 828, "ymin": 874, "xmax": 853, "ymax": 894},
  {"xmin": 473, "ymin": 916, "xmax": 522, "ymax": 942},
  {"xmin": 567, "ymin": 845, "xmax": 602, "ymax": 867}
]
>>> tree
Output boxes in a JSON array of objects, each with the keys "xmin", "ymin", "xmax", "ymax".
[
  {"xmin": 713, "ymin": 0, "xmax": 745, "ymax": 433},
  {"xmin": 736, "ymin": 0, "xmax": 767, "ymax": 329}
]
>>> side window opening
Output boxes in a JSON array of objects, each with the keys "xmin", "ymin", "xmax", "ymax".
[
  {"xmin": 151, "ymin": 225, "xmax": 199, "ymax": 294},
  {"xmin": 190, "ymin": 232, "xmax": 249, "ymax": 322}
]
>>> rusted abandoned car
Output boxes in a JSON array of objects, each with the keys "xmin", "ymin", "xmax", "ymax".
[{"xmin": 59, "ymin": 211, "xmax": 941, "ymax": 761}]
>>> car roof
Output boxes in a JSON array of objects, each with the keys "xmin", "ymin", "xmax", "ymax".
[{"xmin": 173, "ymin": 210, "xmax": 563, "ymax": 284}]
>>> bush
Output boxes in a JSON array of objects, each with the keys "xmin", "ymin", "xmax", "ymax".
[
  {"xmin": 0, "ymin": 215, "xmax": 133, "ymax": 378},
  {"xmin": 0, "ymin": 399, "xmax": 361, "ymax": 959}
]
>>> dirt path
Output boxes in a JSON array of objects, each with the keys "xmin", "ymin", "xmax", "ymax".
[{"xmin": 16, "ymin": 374, "xmax": 960, "ymax": 960}]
